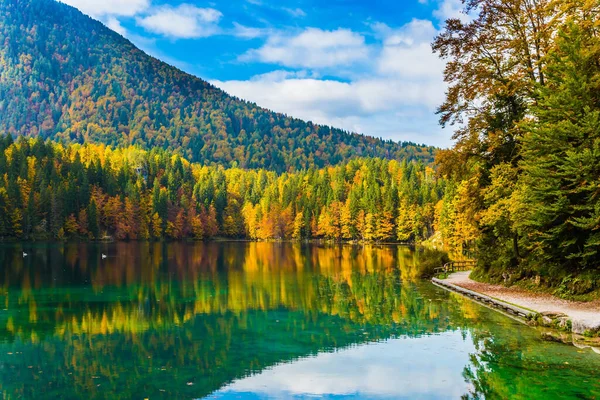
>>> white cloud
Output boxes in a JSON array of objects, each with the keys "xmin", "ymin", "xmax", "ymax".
[
  {"xmin": 249, "ymin": 70, "xmax": 317, "ymax": 81},
  {"xmin": 376, "ymin": 20, "xmax": 445, "ymax": 79},
  {"xmin": 212, "ymin": 75, "xmax": 446, "ymax": 144},
  {"xmin": 214, "ymin": 18, "xmax": 451, "ymax": 147},
  {"xmin": 214, "ymin": 332, "xmax": 476, "ymax": 398},
  {"xmin": 378, "ymin": 42, "xmax": 444, "ymax": 78},
  {"xmin": 231, "ymin": 22, "xmax": 271, "ymax": 39},
  {"xmin": 60, "ymin": 0, "xmax": 149, "ymax": 17},
  {"xmin": 137, "ymin": 4, "xmax": 223, "ymax": 38},
  {"xmin": 282, "ymin": 7, "xmax": 306, "ymax": 17},
  {"xmin": 434, "ymin": 0, "xmax": 471, "ymax": 23},
  {"xmin": 242, "ymin": 28, "xmax": 369, "ymax": 69},
  {"xmin": 105, "ymin": 16, "xmax": 126, "ymax": 35},
  {"xmin": 374, "ymin": 19, "xmax": 437, "ymax": 46}
]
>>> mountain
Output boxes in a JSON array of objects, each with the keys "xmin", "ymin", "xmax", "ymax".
[{"xmin": 0, "ymin": 0, "xmax": 436, "ymax": 172}]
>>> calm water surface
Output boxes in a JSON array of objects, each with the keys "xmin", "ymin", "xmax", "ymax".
[{"xmin": 0, "ymin": 242, "xmax": 598, "ymax": 399}]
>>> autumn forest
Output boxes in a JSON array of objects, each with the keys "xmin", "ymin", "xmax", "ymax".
[
  {"xmin": 0, "ymin": 0, "xmax": 599, "ymax": 293},
  {"xmin": 0, "ymin": 135, "xmax": 446, "ymax": 243}
]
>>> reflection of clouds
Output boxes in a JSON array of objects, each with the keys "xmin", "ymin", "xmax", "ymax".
[{"xmin": 211, "ymin": 331, "xmax": 475, "ymax": 399}]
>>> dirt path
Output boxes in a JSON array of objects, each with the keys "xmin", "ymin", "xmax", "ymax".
[{"xmin": 446, "ymin": 271, "xmax": 600, "ymax": 333}]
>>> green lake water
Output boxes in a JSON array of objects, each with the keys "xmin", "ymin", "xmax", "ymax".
[{"xmin": 0, "ymin": 242, "xmax": 598, "ymax": 399}]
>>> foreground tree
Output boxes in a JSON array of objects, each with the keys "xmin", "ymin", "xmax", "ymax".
[
  {"xmin": 435, "ymin": 0, "xmax": 600, "ymax": 287},
  {"xmin": 518, "ymin": 14, "xmax": 600, "ymax": 275}
]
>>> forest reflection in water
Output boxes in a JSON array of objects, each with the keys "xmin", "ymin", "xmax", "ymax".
[{"xmin": 0, "ymin": 242, "xmax": 598, "ymax": 399}]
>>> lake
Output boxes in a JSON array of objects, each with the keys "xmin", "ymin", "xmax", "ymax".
[{"xmin": 0, "ymin": 242, "xmax": 598, "ymax": 399}]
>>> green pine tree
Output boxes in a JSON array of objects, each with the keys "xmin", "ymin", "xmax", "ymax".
[{"xmin": 518, "ymin": 21, "xmax": 600, "ymax": 272}]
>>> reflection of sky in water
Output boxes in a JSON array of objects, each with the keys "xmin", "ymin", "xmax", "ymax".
[{"xmin": 208, "ymin": 331, "xmax": 475, "ymax": 400}]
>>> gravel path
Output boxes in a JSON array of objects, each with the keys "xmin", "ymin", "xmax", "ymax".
[{"xmin": 446, "ymin": 271, "xmax": 600, "ymax": 332}]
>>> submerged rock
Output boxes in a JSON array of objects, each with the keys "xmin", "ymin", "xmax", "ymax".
[
  {"xmin": 541, "ymin": 331, "xmax": 571, "ymax": 344},
  {"xmin": 556, "ymin": 317, "xmax": 570, "ymax": 330},
  {"xmin": 572, "ymin": 321, "xmax": 600, "ymax": 338},
  {"xmin": 537, "ymin": 312, "xmax": 572, "ymax": 331},
  {"xmin": 541, "ymin": 311, "xmax": 568, "ymax": 319}
]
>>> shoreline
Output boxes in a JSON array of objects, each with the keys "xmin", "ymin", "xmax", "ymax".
[
  {"xmin": 0, "ymin": 238, "xmax": 419, "ymax": 246},
  {"xmin": 434, "ymin": 271, "xmax": 600, "ymax": 351}
]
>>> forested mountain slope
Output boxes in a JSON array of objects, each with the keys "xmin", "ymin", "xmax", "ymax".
[{"xmin": 0, "ymin": 0, "xmax": 436, "ymax": 172}]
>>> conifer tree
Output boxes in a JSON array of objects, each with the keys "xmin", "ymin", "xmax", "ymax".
[{"xmin": 519, "ymin": 20, "xmax": 600, "ymax": 272}]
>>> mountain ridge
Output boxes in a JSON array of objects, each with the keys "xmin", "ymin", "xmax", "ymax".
[{"xmin": 0, "ymin": 0, "xmax": 436, "ymax": 172}]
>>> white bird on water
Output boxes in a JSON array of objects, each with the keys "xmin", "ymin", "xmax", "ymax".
[
  {"xmin": 22, "ymin": 252, "xmax": 27, "ymax": 257},
  {"xmin": 102, "ymin": 254, "xmax": 107, "ymax": 259}
]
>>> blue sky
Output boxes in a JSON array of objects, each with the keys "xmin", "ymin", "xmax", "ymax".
[{"xmin": 59, "ymin": 0, "xmax": 469, "ymax": 148}]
